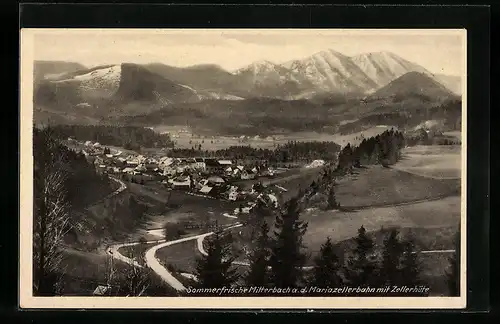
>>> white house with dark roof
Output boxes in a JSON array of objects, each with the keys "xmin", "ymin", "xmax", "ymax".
[{"xmin": 240, "ymin": 169, "xmax": 257, "ymax": 180}]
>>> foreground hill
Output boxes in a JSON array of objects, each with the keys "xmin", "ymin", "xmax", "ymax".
[
  {"xmin": 367, "ymin": 71, "xmax": 457, "ymax": 101},
  {"xmin": 114, "ymin": 98, "xmax": 340, "ymax": 136},
  {"xmin": 337, "ymin": 99, "xmax": 461, "ymax": 135},
  {"xmin": 111, "ymin": 91, "xmax": 461, "ymax": 137}
]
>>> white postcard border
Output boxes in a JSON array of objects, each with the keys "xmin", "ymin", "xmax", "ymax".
[{"xmin": 19, "ymin": 28, "xmax": 467, "ymax": 309}]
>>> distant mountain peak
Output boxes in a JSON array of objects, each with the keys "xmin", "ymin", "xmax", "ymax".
[
  {"xmin": 305, "ymin": 48, "xmax": 345, "ymax": 58},
  {"xmin": 253, "ymin": 59, "xmax": 276, "ymax": 65},
  {"xmin": 233, "ymin": 60, "xmax": 279, "ymax": 74},
  {"xmin": 281, "ymin": 48, "xmax": 376, "ymax": 94}
]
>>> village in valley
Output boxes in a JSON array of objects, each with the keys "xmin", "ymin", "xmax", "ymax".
[
  {"xmin": 29, "ymin": 30, "xmax": 465, "ymax": 300},
  {"xmin": 66, "ymin": 137, "xmax": 294, "ymax": 215}
]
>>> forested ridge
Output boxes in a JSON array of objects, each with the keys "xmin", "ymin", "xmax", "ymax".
[
  {"xmin": 34, "ymin": 127, "xmax": 115, "ymax": 209},
  {"xmin": 33, "ymin": 126, "xmax": 115, "ymax": 296},
  {"xmin": 168, "ymin": 141, "xmax": 341, "ymax": 162},
  {"xmin": 49, "ymin": 124, "xmax": 175, "ymax": 150}
]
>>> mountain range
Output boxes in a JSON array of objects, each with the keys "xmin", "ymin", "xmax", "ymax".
[{"xmin": 33, "ymin": 49, "xmax": 462, "ymax": 134}]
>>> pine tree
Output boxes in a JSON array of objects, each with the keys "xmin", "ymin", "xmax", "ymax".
[
  {"xmin": 245, "ymin": 220, "xmax": 271, "ymax": 288},
  {"xmin": 446, "ymin": 231, "xmax": 460, "ymax": 296},
  {"xmin": 380, "ymin": 229, "xmax": 403, "ymax": 286},
  {"xmin": 269, "ymin": 197, "xmax": 308, "ymax": 289},
  {"xmin": 399, "ymin": 235, "xmax": 424, "ymax": 294},
  {"xmin": 310, "ymin": 237, "xmax": 343, "ymax": 290},
  {"xmin": 194, "ymin": 231, "xmax": 239, "ymax": 291},
  {"xmin": 326, "ymin": 185, "xmax": 339, "ymax": 210},
  {"xmin": 371, "ymin": 142, "xmax": 381, "ymax": 165},
  {"xmin": 344, "ymin": 226, "xmax": 378, "ymax": 287},
  {"xmin": 310, "ymin": 180, "xmax": 318, "ymax": 194}
]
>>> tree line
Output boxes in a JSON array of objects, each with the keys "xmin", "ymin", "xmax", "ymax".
[
  {"xmin": 296, "ymin": 128, "xmax": 405, "ymax": 211},
  {"xmin": 34, "ymin": 126, "xmax": 164, "ymax": 296},
  {"xmin": 168, "ymin": 141, "xmax": 341, "ymax": 163},
  {"xmin": 33, "ymin": 126, "xmax": 115, "ymax": 295},
  {"xmin": 34, "ymin": 127, "xmax": 114, "ymax": 210},
  {"xmin": 190, "ymin": 195, "xmax": 460, "ymax": 297},
  {"xmin": 337, "ymin": 128, "xmax": 406, "ymax": 173},
  {"xmin": 49, "ymin": 124, "xmax": 175, "ymax": 150}
]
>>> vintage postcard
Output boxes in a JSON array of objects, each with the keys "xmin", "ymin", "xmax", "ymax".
[{"xmin": 20, "ymin": 29, "xmax": 466, "ymax": 309}]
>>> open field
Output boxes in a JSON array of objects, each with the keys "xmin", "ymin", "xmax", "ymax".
[
  {"xmin": 268, "ymin": 167, "xmax": 325, "ymax": 201},
  {"xmin": 163, "ymin": 190, "xmax": 241, "ymax": 224},
  {"xmin": 443, "ymin": 131, "xmax": 462, "ymax": 140},
  {"xmin": 230, "ymin": 195, "xmax": 459, "ymax": 262},
  {"xmin": 333, "ymin": 226, "xmax": 458, "ymax": 255},
  {"xmin": 234, "ymin": 166, "xmax": 324, "ymax": 198},
  {"xmin": 156, "ymin": 239, "xmax": 198, "ymax": 274},
  {"xmin": 302, "ymin": 196, "xmax": 460, "ymax": 254},
  {"xmin": 156, "ymin": 125, "xmax": 394, "ymax": 151},
  {"xmin": 393, "ymin": 145, "xmax": 461, "ymax": 179},
  {"xmin": 335, "ymin": 165, "xmax": 460, "ymax": 208}
]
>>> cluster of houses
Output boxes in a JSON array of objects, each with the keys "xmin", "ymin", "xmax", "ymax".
[
  {"xmin": 405, "ymin": 127, "xmax": 461, "ymax": 146},
  {"xmin": 74, "ymin": 140, "xmax": 282, "ymax": 202}
]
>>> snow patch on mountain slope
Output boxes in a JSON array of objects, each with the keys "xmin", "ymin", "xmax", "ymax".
[
  {"xmin": 178, "ymin": 83, "xmax": 203, "ymax": 100},
  {"xmin": 233, "ymin": 60, "xmax": 277, "ymax": 75},
  {"xmin": 177, "ymin": 83, "xmax": 243, "ymax": 101},
  {"xmin": 52, "ymin": 65, "xmax": 122, "ymax": 98},
  {"xmin": 206, "ymin": 92, "xmax": 244, "ymax": 100},
  {"xmin": 44, "ymin": 72, "xmax": 69, "ymax": 80},
  {"xmin": 351, "ymin": 51, "xmax": 430, "ymax": 88}
]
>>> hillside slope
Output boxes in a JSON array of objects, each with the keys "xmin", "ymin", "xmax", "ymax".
[
  {"xmin": 433, "ymin": 74, "xmax": 462, "ymax": 95},
  {"xmin": 143, "ymin": 63, "xmax": 245, "ymax": 99},
  {"xmin": 368, "ymin": 71, "xmax": 457, "ymax": 101},
  {"xmin": 351, "ymin": 51, "xmax": 430, "ymax": 88},
  {"xmin": 34, "ymin": 61, "xmax": 87, "ymax": 83}
]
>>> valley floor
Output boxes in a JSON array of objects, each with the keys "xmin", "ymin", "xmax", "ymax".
[{"xmin": 61, "ymin": 143, "xmax": 463, "ymax": 297}]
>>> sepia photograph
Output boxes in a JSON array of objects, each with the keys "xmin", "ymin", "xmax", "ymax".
[{"xmin": 20, "ymin": 29, "xmax": 466, "ymax": 309}]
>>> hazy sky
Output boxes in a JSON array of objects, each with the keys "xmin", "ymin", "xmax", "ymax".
[{"xmin": 32, "ymin": 29, "xmax": 465, "ymax": 76}]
